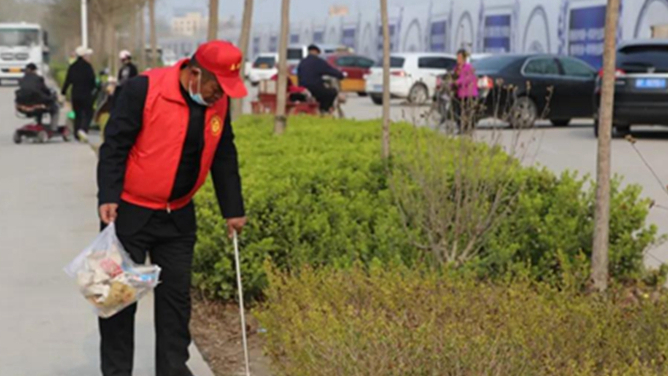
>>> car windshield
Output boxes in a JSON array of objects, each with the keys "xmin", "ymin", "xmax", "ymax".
[
  {"xmin": 0, "ymin": 28, "xmax": 40, "ymax": 47},
  {"xmin": 375, "ymin": 57, "xmax": 405, "ymax": 68},
  {"xmin": 472, "ymin": 55, "xmax": 519, "ymax": 73},
  {"xmin": 287, "ymin": 49, "xmax": 303, "ymax": 60},
  {"xmin": 617, "ymin": 44, "xmax": 668, "ymax": 73},
  {"xmin": 254, "ymin": 56, "xmax": 276, "ymax": 66}
]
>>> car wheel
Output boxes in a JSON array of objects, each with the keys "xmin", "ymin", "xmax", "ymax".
[
  {"xmin": 550, "ymin": 119, "xmax": 571, "ymax": 127},
  {"xmin": 509, "ymin": 97, "xmax": 538, "ymax": 129},
  {"xmin": 594, "ymin": 119, "xmax": 631, "ymax": 138},
  {"xmin": 37, "ymin": 130, "xmax": 49, "ymax": 143},
  {"xmin": 358, "ymin": 92, "xmax": 368, "ymax": 97},
  {"xmin": 251, "ymin": 81, "xmax": 259, "ymax": 87},
  {"xmin": 408, "ymin": 83, "xmax": 429, "ymax": 105},
  {"xmin": 371, "ymin": 94, "xmax": 383, "ymax": 105},
  {"xmin": 13, "ymin": 131, "xmax": 22, "ymax": 144}
]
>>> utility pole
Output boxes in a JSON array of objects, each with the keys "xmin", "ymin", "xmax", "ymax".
[
  {"xmin": 148, "ymin": 0, "xmax": 157, "ymax": 67},
  {"xmin": 138, "ymin": 1, "xmax": 146, "ymax": 70},
  {"xmin": 380, "ymin": 0, "xmax": 391, "ymax": 159},
  {"xmin": 233, "ymin": 0, "xmax": 255, "ymax": 119},
  {"xmin": 274, "ymin": 0, "xmax": 290, "ymax": 134},
  {"xmin": 592, "ymin": 0, "xmax": 621, "ymax": 292},
  {"xmin": 81, "ymin": 0, "xmax": 88, "ymax": 48},
  {"xmin": 208, "ymin": 0, "xmax": 219, "ymax": 41}
]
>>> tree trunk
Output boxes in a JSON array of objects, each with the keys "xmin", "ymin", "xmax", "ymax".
[
  {"xmin": 138, "ymin": 1, "xmax": 146, "ymax": 70},
  {"xmin": 148, "ymin": 0, "xmax": 157, "ymax": 67},
  {"xmin": 208, "ymin": 0, "xmax": 219, "ymax": 41},
  {"xmin": 274, "ymin": 0, "xmax": 290, "ymax": 134},
  {"xmin": 380, "ymin": 0, "xmax": 391, "ymax": 159},
  {"xmin": 129, "ymin": 2, "xmax": 137, "ymax": 58},
  {"xmin": 592, "ymin": 0, "xmax": 621, "ymax": 292},
  {"xmin": 232, "ymin": 0, "xmax": 255, "ymax": 120},
  {"xmin": 108, "ymin": 13, "xmax": 117, "ymax": 76}
]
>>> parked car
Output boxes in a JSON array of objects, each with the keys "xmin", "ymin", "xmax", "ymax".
[
  {"xmin": 248, "ymin": 53, "xmax": 278, "ymax": 86},
  {"xmin": 365, "ymin": 53, "xmax": 458, "ymax": 105},
  {"xmin": 471, "ymin": 54, "xmax": 598, "ymax": 128},
  {"xmin": 325, "ymin": 53, "xmax": 375, "ymax": 95},
  {"xmin": 594, "ymin": 39, "xmax": 668, "ymax": 137}
]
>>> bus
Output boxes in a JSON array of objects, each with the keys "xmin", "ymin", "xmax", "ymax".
[{"xmin": 0, "ymin": 22, "xmax": 49, "ymax": 82}]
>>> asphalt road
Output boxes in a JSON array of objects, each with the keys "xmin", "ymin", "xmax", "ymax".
[{"xmin": 0, "ymin": 84, "xmax": 213, "ymax": 376}]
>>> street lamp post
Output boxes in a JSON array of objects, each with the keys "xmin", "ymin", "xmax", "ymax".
[{"xmin": 81, "ymin": 0, "xmax": 88, "ymax": 48}]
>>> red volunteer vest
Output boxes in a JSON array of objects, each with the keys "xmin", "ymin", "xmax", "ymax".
[{"xmin": 120, "ymin": 60, "xmax": 228, "ymax": 211}]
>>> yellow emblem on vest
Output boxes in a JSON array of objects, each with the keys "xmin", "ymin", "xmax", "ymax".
[{"xmin": 211, "ymin": 115, "xmax": 223, "ymax": 136}]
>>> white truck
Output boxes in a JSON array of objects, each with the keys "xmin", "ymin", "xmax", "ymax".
[{"xmin": 0, "ymin": 22, "xmax": 49, "ymax": 83}]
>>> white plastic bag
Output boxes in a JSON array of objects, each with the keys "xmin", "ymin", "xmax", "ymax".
[{"xmin": 64, "ymin": 223, "xmax": 161, "ymax": 318}]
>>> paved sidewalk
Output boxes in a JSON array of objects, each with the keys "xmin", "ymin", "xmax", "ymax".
[{"xmin": 0, "ymin": 86, "xmax": 214, "ymax": 376}]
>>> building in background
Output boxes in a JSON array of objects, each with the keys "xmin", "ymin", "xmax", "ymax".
[
  {"xmin": 247, "ymin": 0, "xmax": 668, "ymax": 69},
  {"xmin": 171, "ymin": 9, "xmax": 207, "ymax": 37}
]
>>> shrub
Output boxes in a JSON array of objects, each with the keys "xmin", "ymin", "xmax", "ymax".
[
  {"xmin": 258, "ymin": 265, "xmax": 668, "ymax": 376},
  {"xmin": 192, "ymin": 116, "xmax": 659, "ymax": 301}
]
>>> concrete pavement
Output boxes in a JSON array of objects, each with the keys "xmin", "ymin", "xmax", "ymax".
[{"xmin": 0, "ymin": 85, "xmax": 213, "ymax": 376}]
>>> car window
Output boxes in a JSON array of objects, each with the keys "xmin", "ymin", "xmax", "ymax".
[
  {"xmin": 254, "ymin": 56, "xmax": 276, "ymax": 67},
  {"xmin": 287, "ymin": 48, "xmax": 303, "ymax": 60},
  {"xmin": 335, "ymin": 56, "xmax": 357, "ymax": 67},
  {"xmin": 356, "ymin": 57, "xmax": 375, "ymax": 69},
  {"xmin": 376, "ymin": 57, "xmax": 405, "ymax": 68},
  {"xmin": 559, "ymin": 58, "xmax": 595, "ymax": 78},
  {"xmin": 418, "ymin": 56, "xmax": 457, "ymax": 70},
  {"xmin": 524, "ymin": 58, "xmax": 560, "ymax": 75},
  {"xmin": 617, "ymin": 44, "xmax": 668, "ymax": 73}
]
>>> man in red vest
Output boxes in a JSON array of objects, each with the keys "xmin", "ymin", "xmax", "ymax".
[{"xmin": 97, "ymin": 40, "xmax": 248, "ymax": 376}]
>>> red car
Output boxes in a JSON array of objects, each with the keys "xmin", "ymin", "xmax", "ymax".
[{"xmin": 325, "ymin": 53, "xmax": 375, "ymax": 95}]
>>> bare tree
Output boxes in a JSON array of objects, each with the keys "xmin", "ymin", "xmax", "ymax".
[
  {"xmin": 207, "ymin": 0, "xmax": 219, "ymax": 41},
  {"xmin": 592, "ymin": 0, "xmax": 621, "ymax": 292},
  {"xmin": 232, "ymin": 0, "xmax": 255, "ymax": 119},
  {"xmin": 148, "ymin": 0, "xmax": 157, "ymax": 67},
  {"xmin": 380, "ymin": 0, "xmax": 391, "ymax": 159},
  {"xmin": 138, "ymin": 1, "xmax": 146, "ymax": 69},
  {"xmin": 274, "ymin": 0, "xmax": 290, "ymax": 134}
]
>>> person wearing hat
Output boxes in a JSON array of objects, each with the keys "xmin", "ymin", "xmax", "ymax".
[
  {"xmin": 16, "ymin": 63, "xmax": 60, "ymax": 132},
  {"xmin": 97, "ymin": 40, "xmax": 248, "ymax": 376},
  {"xmin": 112, "ymin": 50, "xmax": 139, "ymax": 109},
  {"xmin": 297, "ymin": 44, "xmax": 344, "ymax": 114},
  {"xmin": 62, "ymin": 46, "xmax": 96, "ymax": 141}
]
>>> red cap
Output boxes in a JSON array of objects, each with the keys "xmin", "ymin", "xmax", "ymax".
[{"xmin": 194, "ymin": 40, "xmax": 248, "ymax": 98}]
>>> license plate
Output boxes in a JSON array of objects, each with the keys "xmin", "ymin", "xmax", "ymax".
[
  {"xmin": 9, "ymin": 67, "xmax": 21, "ymax": 73},
  {"xmin": 635, "ymin": 78, "xmax": 666, "ymax": 89},
  {"xmin": 259, "ymin": 64, "xmax": 268, "ymax": 69},
  {"xmin": 373, "ymin": 84, "xmax": 383, "ymax": 92}
]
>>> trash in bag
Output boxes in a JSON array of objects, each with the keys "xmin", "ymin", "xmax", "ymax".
[{"xmin": 64, "ymin": 223, "xmax": 161, "ymax": 318}]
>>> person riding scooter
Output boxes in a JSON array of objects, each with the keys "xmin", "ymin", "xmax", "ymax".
[
  {"xmin": 15, "ymin": 63, "xmax": 60, "ymax": 132},
  {"xmin": 297, "ymin": 44, "xmax": 344, "ymax": 114}
]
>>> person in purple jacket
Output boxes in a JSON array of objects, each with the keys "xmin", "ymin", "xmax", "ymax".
[{"xmin": 453, "ymin": 49, "xmax": 479, "ymax": 133}]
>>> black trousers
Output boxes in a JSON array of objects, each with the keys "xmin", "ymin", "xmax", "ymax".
[
  {"xmin": 72, "ymin": 96, "xmax": 93, "ymax": 136},
  {"xmin": 307, "ymin": 85, "xmax": 337, "ymax": 113},
  {"xmin": 99, "ymin": 210, "xmax": 196, "ymax": 376}
]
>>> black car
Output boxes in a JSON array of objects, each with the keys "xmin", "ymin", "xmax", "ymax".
[
  {"xmin": 594, "ymin": 39, "xmax": 668, "ymax": 137},
  {"xmin": 471, "ymin": 54, "xmax": 598, "ymax": 128}
]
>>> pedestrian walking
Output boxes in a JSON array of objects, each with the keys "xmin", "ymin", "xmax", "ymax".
[
  {"xmin": 112, "ymin": 50, "xmax": 139, "ymax": 109},
  {"xmin": 97, "ymin": 40, "xmax": 248, "ymax": 376},
  {"xmin": 452, "ymin": 49, "xmax": 479, "ymax": 134},
  {"xmin": 61, "ymin": 46, "xmax": 96, "ymax": 142}
]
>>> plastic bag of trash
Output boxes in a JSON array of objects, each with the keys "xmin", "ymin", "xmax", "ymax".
[{"xmin": 64, "ymin": 223, "xmax": 161, "ymax": 318}]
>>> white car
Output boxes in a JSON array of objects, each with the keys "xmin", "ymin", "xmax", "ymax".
[
  {"xmin": 365, "ymin": 53, "xmax": 457, "ymax": 105},
  {"xmin": 248, "ymin": 53, "xmax": 278, "ymax": 85}
]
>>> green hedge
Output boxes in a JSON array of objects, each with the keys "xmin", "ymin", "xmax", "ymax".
[
  {"xmin": 258, "ymin": 265, "xmax": 668, "ymax": 376},
  {"xmin": 192, "ymin": 116, "xmax": 659, "ymax": 301}
]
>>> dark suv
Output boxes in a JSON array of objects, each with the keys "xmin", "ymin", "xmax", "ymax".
[{"xmin": 595, "ymin": 39, "xmax": 668, "ymax": 137}]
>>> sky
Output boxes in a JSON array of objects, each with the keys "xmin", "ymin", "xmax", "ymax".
[{"xmin": 163, "ymin": 0, "xmax": 433, "ymax": 24}]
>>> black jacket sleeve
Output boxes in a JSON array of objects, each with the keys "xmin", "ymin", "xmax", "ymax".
[
  {"xmin": 61, "ymin": 65, "xmax": 72, "ymax": 96},
  {"xmin": 211, "ymin": 102, "xmax": 245, "ymax": 219},
  {"xmin": 319, "ymin": 58, "xmax": 344, "ymax": 79},
  {"xmin": 97, "ymin": 76, "xmax": 148, "ymax": 206}
]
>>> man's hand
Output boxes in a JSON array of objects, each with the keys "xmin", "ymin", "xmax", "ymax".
[
  {"xmin": 226, "ymin": 217, "xmax": 247, "ymax": 238},
  {"xmin": 99, "ymin": 203, "xmax": 119, "ymax": 225}
]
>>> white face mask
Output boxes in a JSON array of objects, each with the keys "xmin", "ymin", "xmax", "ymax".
[{"xmin": 188, "ymin": 71, "xmax": 210, "ymax": 107}]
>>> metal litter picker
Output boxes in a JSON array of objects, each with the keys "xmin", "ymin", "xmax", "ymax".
[{"xmin": 233, "ymin": 231, "xmax": 251, "ymax": 376}]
